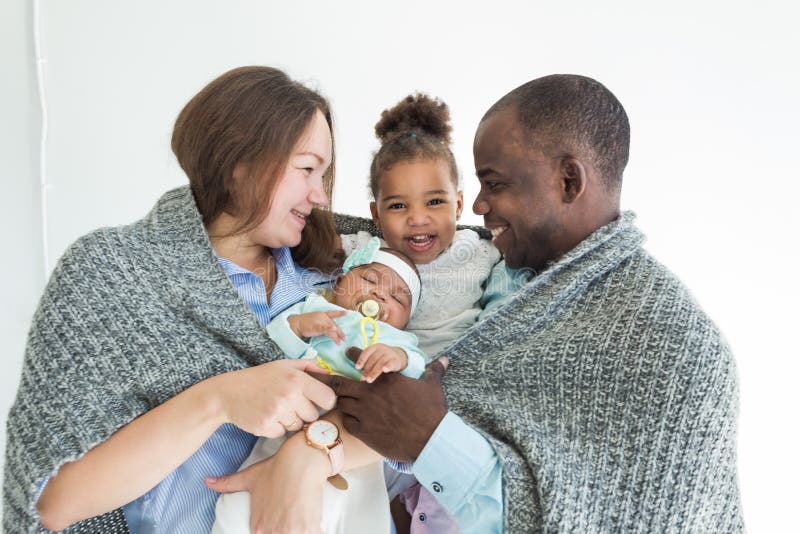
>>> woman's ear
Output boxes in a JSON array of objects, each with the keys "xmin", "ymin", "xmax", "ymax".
[
  {"xmin": 455, "ymin": 191, "xmax": 464, "ymax": 220},
  {"xmin": 560, "ymin": 157, "xmax": 587, "ymax": 203},
  {"xmin": 369, "ymin": 201, "xmax": 381, "ymax": 228}
]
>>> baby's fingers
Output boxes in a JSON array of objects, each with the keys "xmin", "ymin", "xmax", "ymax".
[
  {"xmin": 355, "ymin": 344, "xmax": 377, "ymax": 371},
  {"xmin": 323, "ymin": 311, "xmax": 346, "ymax": 344},
  {"xmin": 326, "ymin": 323, "xmax": 346, "ymax": 344},
  {"xmin": 361, "ymin": 352, "xmax": 398, "ymax": 383}
]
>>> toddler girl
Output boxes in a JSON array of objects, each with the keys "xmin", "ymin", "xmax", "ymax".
[
  {"xmin": 341, "ymin": 93, "xmax": 500, "ymax": 357},
  {"xmin": 340, "ymin": 93, "xmax": 501, "ymax": 533}
]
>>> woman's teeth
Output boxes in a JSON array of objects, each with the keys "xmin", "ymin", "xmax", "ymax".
[
  {"xmin": 291, "ymin": 209, "xmax": 307, "ymax": 221},
  {"xmin": 491, "ymin": 226, "xmax": 508, "ymax": 238}
]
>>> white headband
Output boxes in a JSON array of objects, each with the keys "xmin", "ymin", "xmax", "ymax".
[
  {"xmin": 371, "ymin": 250, "xmax": 421, "ymax": 316},
  {"xmin": 342, "ymin": 237, "xmax": 421, "ymax": 315}
]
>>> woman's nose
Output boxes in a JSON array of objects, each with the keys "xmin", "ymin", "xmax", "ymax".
[{"xmin": 308, "ymin": 176, "xmax": 328, "ymax": 208}]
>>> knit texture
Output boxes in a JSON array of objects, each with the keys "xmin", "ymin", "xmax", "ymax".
[
  {"xmin": 4, "ymin": 186, "xmax": 288, "ymax": 532},
  {"xmin": 331, "ymin": 212, "xmax": 744, "ymax": 531},
  {"xmin": 443, "ymin": 212, "xmax": 743, "ymax": 532}
]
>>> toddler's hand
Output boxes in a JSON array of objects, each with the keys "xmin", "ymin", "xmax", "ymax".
[
  {"xmin": 355, "ymin": 343, "xmax": 408, "ymax": 383},
  {"xmin": 288, "ymin": 311, "xmax": 347, "ymax": 344}
]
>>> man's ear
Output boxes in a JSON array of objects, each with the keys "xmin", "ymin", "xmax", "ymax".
[
  {"xmin": 560, "ymin": 157, "xmax": 587, "ymax": 203},
  {"xmin": 369, "ymin": 201, "xmax": 380, "ymax": 229}
]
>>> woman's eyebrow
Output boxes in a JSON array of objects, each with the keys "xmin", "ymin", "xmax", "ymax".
[{"xmin": 296, "ymin": 151, "xmax": 324, "ymax": 163}]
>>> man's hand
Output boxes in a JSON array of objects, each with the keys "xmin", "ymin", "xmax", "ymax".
[
  {"xmin": 315, "ymin": 356, "xmax": 450, "ymax": 461},
  {"xmin": 288, "ymin": 311, "xmax": 347, "ymax": 344}
]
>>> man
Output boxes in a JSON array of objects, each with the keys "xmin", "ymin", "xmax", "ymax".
[{"xmin": 321, "ymin": 75, "xmax": 743, "ymax": 532}]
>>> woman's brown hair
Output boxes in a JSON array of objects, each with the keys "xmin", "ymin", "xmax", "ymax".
[{"xmin": 171, "ymin": 66, "xmax": 340, "ymax": 271}]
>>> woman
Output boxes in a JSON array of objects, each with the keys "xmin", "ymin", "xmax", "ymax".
[{"xmin": 4, "ymin": 66, "xmax": 354, "ymax": 532}]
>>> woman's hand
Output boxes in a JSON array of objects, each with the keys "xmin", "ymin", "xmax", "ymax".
[
  {"xmin": 36, "ymin": 359, "xmax": 337, "ymax": 531},
  {"xmin": 209, "ymin": 359, "xmax": 337, "ymax": 438},
  {"xmin": 206, "ymin": 432, "xmax": 330, "ymax": 534}
]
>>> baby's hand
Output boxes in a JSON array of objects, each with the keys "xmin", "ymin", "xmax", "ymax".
[
  {"xmin": 355, "ymin": 343, "xmax": 408, "ymax": 383},
  {"xmin": 287, "ymin": 311, "xmax": 347, "ymax": 344}
]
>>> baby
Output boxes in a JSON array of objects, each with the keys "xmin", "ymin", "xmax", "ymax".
[{"xmin": 212, "ymin": 237, "xmax": 425, "ymax": 534}]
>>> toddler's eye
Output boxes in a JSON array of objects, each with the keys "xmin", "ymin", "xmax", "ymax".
[
  {"xmin": 388, "ymin": 203, "xmax": 406, "ymax": 210},
  {"xmin": 428, "ymin": 198, "xmax": 445, "ymax": 206}
]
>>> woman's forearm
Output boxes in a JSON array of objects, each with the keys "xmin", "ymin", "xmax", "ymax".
[
  {"xmin": 324, "ymin": 410, "xmax": 382, "ymax": 470},
  {"xmin": 37, "ymin": 377, "xmax": 225, "ymax": 531}
]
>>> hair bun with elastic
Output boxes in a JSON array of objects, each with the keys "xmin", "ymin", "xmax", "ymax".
[{"xmin": 374, "ymin": 93, "xmax": 452, "ymax": 146}]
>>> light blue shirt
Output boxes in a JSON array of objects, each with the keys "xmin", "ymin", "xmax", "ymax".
[
  {"xmin": 388, "ymin": 260, "xmax": 530, "ymax": 533},
  {"xmin": 123, "ymin": 247, "xmax": 326, "ymax": 533},
  {"xmin": 479, "ymin": 260, "xmax": 532, "ymax": 320}
]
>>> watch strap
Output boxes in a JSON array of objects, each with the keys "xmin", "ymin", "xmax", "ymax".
[{"xmin": 327, "ymin": 440, "xmax": 344, "ymax": 476}]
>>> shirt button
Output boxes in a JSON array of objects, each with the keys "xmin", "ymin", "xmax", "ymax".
[
  {"xmin": 418, "ymin": 513, "xmax": 427, "ymax": 522},
  {"xmin": 432, "ymin": 481, "xmax": 443, "ymax": 493}
]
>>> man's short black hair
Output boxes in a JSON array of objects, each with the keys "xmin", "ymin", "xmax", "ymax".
[{"xmin": 485, "ymin": 74, "xmax": 630, "ymax": 191}]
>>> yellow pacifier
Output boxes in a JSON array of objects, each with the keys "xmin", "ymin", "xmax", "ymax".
[
  {"xmin": 358, "ymin": 299, "xmax": 380, "ymax": 347},
  {"xmin": 359, "ymin": 299, "xmax": 380, "ymax": 319}
]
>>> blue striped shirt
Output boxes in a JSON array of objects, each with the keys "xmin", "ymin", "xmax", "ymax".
[{"xmin": 123, "ymin": 247, "xmax": 328, "ymax": 533}]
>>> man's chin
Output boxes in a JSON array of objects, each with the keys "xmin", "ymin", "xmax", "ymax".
[{"xmin": 501, "ymin": 249, "xmax": 524, "ymax": 270}]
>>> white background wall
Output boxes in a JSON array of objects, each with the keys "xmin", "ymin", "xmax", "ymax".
[{"xmin": 2, "ymin": 0, "xmax": 798, "ymax": 529}]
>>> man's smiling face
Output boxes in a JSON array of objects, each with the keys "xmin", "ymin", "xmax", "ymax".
[{"xmin": 472, "ymin": 107, "xmax": 568, "ymax": 272}]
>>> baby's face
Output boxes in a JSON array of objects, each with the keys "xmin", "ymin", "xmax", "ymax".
[{"xmin": 334, "ymin": 263, "xmax": 413, "ymax": 329}]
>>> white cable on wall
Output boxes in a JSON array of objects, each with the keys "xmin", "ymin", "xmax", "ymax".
[{"xmin": 33, "ymin": 0, "xmax": 51, "ymax": 278}]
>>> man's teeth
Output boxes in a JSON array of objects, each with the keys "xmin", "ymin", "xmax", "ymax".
[{"xmin": 491, "ymin": 226, "xmax": 508, "ymax": 238}]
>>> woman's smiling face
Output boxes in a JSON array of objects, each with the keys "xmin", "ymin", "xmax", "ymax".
[{"xmin": 245, "ymin": 109, "xmax": 332, "ymax": 249}]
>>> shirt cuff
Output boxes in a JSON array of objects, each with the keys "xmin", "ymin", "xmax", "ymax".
[
  {"xmin": 384, "ymin": 457, "xmax": 414, "ymax": 474},
  {"xmin": 34, "ymin": 477, "xmax": 48, "ymax": 504},
  {"xmin": 265, "ymin": 313, "xmax": 309, "ymax": 358},
  {"xmin": 412, "ymin": 411, "xmax": 497, "ymax": 512},
  {"xmin": 400, "ymin": 349, "xmax": 425, "ymax": 379}
]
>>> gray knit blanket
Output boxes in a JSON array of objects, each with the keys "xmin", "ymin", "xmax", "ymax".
[
  {"xmin": 4, "ymin": 186, "xmax": 290, "ymax": 532},
  {"xmin": 6, "ymin": 185, "xmax": 743, "ymax": 532},
  {"xmin": 436, "ymin": 213, "xmax": 743, "ymax": 532},
  {"xmin": 329, "ymin": 212, "xmax": 743, "ymax": 532}
]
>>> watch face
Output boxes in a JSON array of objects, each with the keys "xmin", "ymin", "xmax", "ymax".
[{"xmin": 307, "ymin": 420, "xmax": 339, "ymax": 447}]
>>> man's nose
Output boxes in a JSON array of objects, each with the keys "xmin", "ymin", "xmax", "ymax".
[{"xmin": 473, "ymin": 194, "xmax": 489, "ymax": 215}]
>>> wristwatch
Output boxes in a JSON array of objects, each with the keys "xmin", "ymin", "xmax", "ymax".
[{"xmin": 303, "ymin": 420, "xmax": 344, "ymax": 476}]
